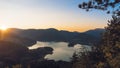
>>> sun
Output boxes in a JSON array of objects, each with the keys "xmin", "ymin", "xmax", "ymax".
[{"xmin": 0, "ymin": 25, "xmax": 8, "ymax": 31}]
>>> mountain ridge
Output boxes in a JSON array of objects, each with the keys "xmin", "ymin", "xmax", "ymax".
[{"xmin": 5, "ymin": 28, "xmax": 105, "ymax": 46}]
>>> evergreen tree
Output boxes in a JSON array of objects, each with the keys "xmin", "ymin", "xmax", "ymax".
[
  {"xmin": 101, "ymin": 16, "xmax": 120, "ymax": 68},
  {"xmin": 79, "ymin": 0, "xmax": 120, "ymax": 16},
  {"xmin": 72, "ymin": 0, "xmax": 120, "ymax": 67},
  {"xmin": 72, "ymin": 16, "xmax": 120, "ymax": 68}
]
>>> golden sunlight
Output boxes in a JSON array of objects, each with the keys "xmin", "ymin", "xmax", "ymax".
[{"xmin": 0, "ymin": 25, "xmax": 8, "ymax": 31}]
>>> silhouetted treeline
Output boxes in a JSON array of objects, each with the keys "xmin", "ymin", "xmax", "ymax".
[{"xmin": 30, "ymin": 60, "xmax": 72, "ymax": 68}]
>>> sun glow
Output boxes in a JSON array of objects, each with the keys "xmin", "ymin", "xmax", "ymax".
[{"xmin": 0, "ymin": 25, "xmax": 8, "ymax": 31}]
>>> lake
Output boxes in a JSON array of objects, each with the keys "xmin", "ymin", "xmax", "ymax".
[{"xmin": 29, "ymin": 41, "xmax": 91, "ymax": 61}]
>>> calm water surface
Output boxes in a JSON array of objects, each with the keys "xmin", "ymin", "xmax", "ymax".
[{"xmin": 29, "ymin": 41, "xmax": 91, "ymax": 61}]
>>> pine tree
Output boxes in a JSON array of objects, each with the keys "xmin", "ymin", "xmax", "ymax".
[
  {"xmin": 72, "ymin": 16, "xmax": 120, "ymax": 68},
  {"xmin": 101, "ymin": 16, "xmax": 120, "ymax": 68}
]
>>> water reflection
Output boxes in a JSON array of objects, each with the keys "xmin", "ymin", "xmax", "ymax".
[{"xmin": 29, "ymin": 41, "xmax": 91, "ymax": 61}]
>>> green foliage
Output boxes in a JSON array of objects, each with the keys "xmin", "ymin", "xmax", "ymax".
[
  {"xmin": 72, "ymin": 16, "xmax": 120, "ymax": 68},
  {"xmin": 79, "ymin": 0, "xmax": 120, "ymax": 16},
  {"xmin": 101, "ymin": 16, "xmax": 120, "ymax": 68}
]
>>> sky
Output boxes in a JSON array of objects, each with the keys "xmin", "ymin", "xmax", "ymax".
[{"xmin": 0, "ymin": 0, "xmax": 112, "ymax": 32}]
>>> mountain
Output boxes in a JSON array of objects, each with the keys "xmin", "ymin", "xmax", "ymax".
[
  {"xmin": 5, "ymin": 28, "xmax": 105, "ymax": 46},
  {"xmin": 84, "ymin": 28, "xmax": 105, "ymax": 39},
  {"xmin": 0, "ymin": 29, "xmax": 36, "ymax": 47}
]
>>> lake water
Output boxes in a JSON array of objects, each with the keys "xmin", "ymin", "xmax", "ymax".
[{"xmin": 29, "ymin": 41, "xmax": 91, "ymax": 61}]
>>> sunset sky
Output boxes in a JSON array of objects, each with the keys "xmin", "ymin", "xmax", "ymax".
[{"xmin": 0, "ymin": 0, "xmax": 111, "ymax": 32}]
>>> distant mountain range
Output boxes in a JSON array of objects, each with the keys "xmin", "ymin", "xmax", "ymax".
[
  {"xmin": 5, "ymin": 28, "xmax": 105, "ymax": 46},
  {"xmin": 85, "ymin": 28, "xmax": 105, "ymax": 38}
]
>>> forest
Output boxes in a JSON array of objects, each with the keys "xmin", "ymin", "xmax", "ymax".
[{"xmin": 0, "ymin": 0, "xmax": 119, "ymax": 68}]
